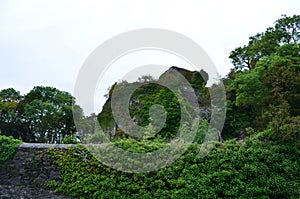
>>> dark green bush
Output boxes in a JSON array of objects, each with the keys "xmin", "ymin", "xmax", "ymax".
[
  {"xmin": 0, "ymin": 134, "xmax": 22, "ymax": 162},
  {"xmin": 47, "ymin": 132, "xmax": 300, "ymax": 199}
]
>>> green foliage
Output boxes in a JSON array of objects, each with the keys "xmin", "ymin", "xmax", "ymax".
[
  {"xmin": 229, "ymin": 15, "xmax": 299, "ymax": 71},
  {"xmin": 0, "ymin": 86, "xmax": 83, "ymax": 143},
  {"xmin": 24, "ymin": 86, "xmax": 77, "ymax": 143},
  {"xmin": 0, "ymin": 88, "xmax": 24, "ymax": 139},
  {"xmin": 0, "ymin": 134, "xmax": 22, "ymax": 162},
  {"xmin": 224, "ymin": 15, "xmax": 300, "ymax": 137},
  {"xmin": 61, "ymin": 135, "xmax": 79, "ymax": 144},
  {"xmin": 129, "ymin": 83, "xmax": 181, "ymax": 139},
  {"xmin": 1, "ymin": 14, "xmax": 299, "ymax": 199},
  {"xmin": 47, "ymin": 134, "xmax": 300, "ymax": 198},
  {"xmin": 113, "ymin": 137, "xmax": 167, "ymax": 153},
  {"xmin": 232, "ymin": 70, "xmax": 268, "ymax": 107},
  {"xmin": 97, "ymin": 67, "xmax": 210, "ymax": 140},
  {"xmin": 275, "ymin": 14, "xmax": 300, "ymax": 44}
]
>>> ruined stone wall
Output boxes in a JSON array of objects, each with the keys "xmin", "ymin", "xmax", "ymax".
[{"xmin": 0, "ymin": 143, "xmax": 75, "ymax": 199}]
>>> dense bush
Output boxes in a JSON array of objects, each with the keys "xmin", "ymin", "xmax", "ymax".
[
  {"xmin": 47, "ymin": 132, "xmax": 300, "ymax": 198},
  {"xmin": 0, "ymin": 134, "xmax": 22, "ymax": 162}
]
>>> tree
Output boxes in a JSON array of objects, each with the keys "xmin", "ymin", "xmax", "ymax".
[
  {"xmin": 229, "ymin": 15, "xmax": 300, "ymax": 71},
  {"xmin": 232, "ymin": 69, "xmax": 268, "ymax": 108},
  {"xmin": 0, "ymin": 88, "xmax": 25, "ymax": 139},
  {"xmin": 229, "ymin": 28, "xmax": 279, "ymax": 71},
  {"xmin": 225, "ymin": 42, "xmax": 300, "ymax": 138},
  {"xmin": 275, "ymin": 14, "xmax": 300, "ymax": 44},
  {"xmin": 137, "ymin": 75, "xmax": 155, "ymax": 83},
  {"xmin": 261, "ymin": 48, "xmax": 300, "ymax": 116},
  {"xmin": 23, "ymin": 86, "xmax": 77, "ymax": 143}
]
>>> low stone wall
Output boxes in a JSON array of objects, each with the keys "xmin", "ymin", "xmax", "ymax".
[
  {"xmin": 0, "ymin": 185, "xmax": 73, "ymax": 199},
  {"xmin": 0, "ymin": 143, "xmax": 76, "ymax": 199}
]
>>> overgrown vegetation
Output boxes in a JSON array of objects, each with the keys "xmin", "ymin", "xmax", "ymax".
[
  {"xmin": 46, "ymin": 132, "xmax": 300, "ymax": 198},
  {"xmin": 45, "ymin": 14, "xmax": 299, "ymax": 198},
  {"xmin": 97, "ymin": 67, "xmax": 210, "ymax": 140},
  {"xmin": 0, "ymin": 134, "xmax": 22, "ymax": 162},
  {"xmin": 1, "ymin": 14, "xmax": 299, "ymax": 198},
  {"xmin": 224, "ymin": 14, "xmax": 300, "ymax": 139}
]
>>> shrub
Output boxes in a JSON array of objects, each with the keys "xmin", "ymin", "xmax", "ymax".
[
  {"xmin": 0, "ymin": 134, "xmax": 22, "ymax": 162},
  {"xmin": 46, "ymin": 133, "xmax": 300, "ymax": 199}
]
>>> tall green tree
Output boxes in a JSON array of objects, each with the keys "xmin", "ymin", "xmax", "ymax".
[
  {"xmin": 225, "ymin": 43, "xmax": 300, "ymax": 138},
  {"xmin": 0, "ymin": 88, "xmax": 25, "ymax": 139},
  {"xmin": 23, "ymin": 86, "xmax": 77, "ymax": 143},
  {"xmin": 229, "ymin": 15, "xmax": 299, "ymax": 71},
  {"xmin": 275, "ymin": 14, "xmax": 300, "ymax": 44},
  {"xmin": 224, "ymin": 15, "xmax": 300, "ymax": 138}
]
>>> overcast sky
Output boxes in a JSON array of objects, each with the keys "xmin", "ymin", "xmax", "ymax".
[{"xmin": 0, "ymin": 0, "xmax": 299, "ymax": 114}]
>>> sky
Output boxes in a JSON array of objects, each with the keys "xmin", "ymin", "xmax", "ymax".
[{"xmin": 0, "ymin": 0, "xmax": 299, "ymax": 114}]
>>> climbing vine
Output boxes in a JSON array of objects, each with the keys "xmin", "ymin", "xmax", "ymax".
[
  {"xmin": 0, "ymin": 134, "xmax": 22, "ymax": 162},
  {"xmin": 46, "ymin": 133, "xmax": 300, "ymax": 199}
]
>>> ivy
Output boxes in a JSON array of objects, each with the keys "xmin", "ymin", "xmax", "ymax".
[
  {"xmin": 46, "ymin": 133, "xmax": 300, "ymax": 198},
  {"xmin": 0, "ymin": 134, "xmax": 22, "ymax": 162}
]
